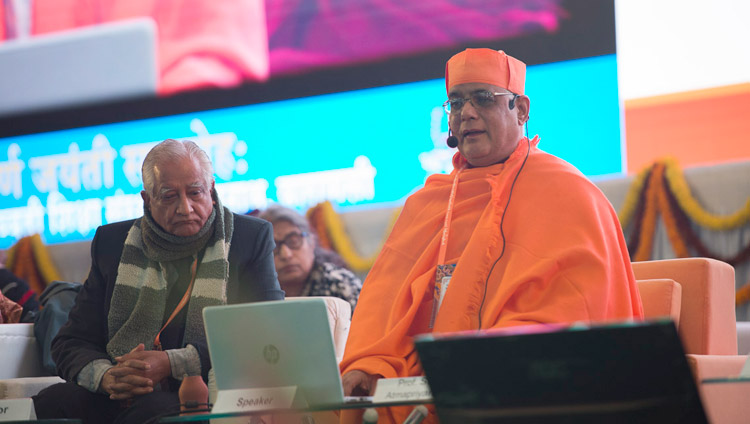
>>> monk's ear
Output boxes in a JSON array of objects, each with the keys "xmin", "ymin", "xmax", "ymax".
[{"xmin": 516, "ymin": 95, "xmax": 530, "ymax": 125}]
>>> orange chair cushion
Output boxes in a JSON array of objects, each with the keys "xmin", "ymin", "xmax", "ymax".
[
  {"xmin": 632, "ymin": 258, "xmax": 736, "ymax": 355},
  {"xmin": 637, "ymin": 279, "xmax": 682, "ymax": 327}
]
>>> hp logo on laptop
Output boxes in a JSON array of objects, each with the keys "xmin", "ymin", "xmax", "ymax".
[{"xmin": 263, "ymin": 344, "xmax": 280, "ymax": 364}]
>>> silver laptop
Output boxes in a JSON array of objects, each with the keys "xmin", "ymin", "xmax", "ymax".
[
  {"xmin": 203, "ymin": 298, "xmax": 349, "ymax": 409},
  {"xmin": 0, "ymin": 18, "xmax": 158, "ymax": 117}
]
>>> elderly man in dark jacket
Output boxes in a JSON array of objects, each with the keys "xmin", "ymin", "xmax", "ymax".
[{"xmin": 33, "ymin": 139, "xmax": 284, "ymax": 424}]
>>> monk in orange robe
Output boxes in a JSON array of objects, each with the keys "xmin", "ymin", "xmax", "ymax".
[{"xmin": 340, "ymin": 48, "xmax": 643, "ymax": 424}]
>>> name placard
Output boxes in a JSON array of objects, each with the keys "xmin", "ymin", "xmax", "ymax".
[
  {"xmin": 372, "ymin": 377, "xmax": 432, "ymax": 403},
  {"xmin": 212, "ymin": 386, "xmax": 297, "ymax": 414},
  {"xmin": 0, "ymin": 398, "xmax": 37, "ymax": 421}
]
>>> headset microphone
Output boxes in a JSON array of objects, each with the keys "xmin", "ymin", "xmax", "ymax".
[
  {"xmin": 508, "ymin": 94, "xmax": 518, "ymax": 110},
  {"xmin": 446, "ymin": 130, "xmax": 458, "ymax": 148}
]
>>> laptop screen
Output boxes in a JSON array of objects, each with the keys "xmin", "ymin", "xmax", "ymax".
[
  {"xmin": 415, "ymin": 320, "xmax": 707, "ymax": 424},
  {"xmin": 203, "ymin": 298, "xmax": 346, "ymax": 408}
]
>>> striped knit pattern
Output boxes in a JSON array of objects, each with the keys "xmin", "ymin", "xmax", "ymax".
[{"xmin": 106, "ymin": 205, "xmax": 233, "ymax": 359}]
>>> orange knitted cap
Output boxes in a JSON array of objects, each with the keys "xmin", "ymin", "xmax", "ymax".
[{"xmin": 445, "ymin": 48, "xmax": 526, "ymax": 95}]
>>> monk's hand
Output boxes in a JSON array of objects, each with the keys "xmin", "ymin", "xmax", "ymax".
[
  {"xmin": 342, "ymin": 370, "xmax": 380, "ymax": 396},
  {"xmin": 114, "ymin": 343, "xmax": 172, "ymax": 386}
]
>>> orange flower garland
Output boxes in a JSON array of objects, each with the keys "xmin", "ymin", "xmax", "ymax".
[
  {"xmin": 633, "ymin": 163, "xmax": 663, "ymax": 262},
  {"xmin": 622, "ymin": 158, "xmax": 750, "ymax": 306},
  {"xmin": 7, "ymin": 235, "xmax": 46, "ymax": 294},
  {"xmin": 655, "ymin": 168, "xmax": 691, "ymax": 258},
  {"xmin": 305, "ymin": 201, "xmax": 400, "ymax": 272},
  {"xmin": 306, "ymin": 204, "xmax": 334, "ymax": 250},
  {"xmin": 626, "ymin": 168, "xmax": 650, "ymax": 256},
  {"xmin": 737, "ymin": 282, "xmax": 750, "ymax": 307},
  {"xmin": 664, "ymin": 171, "xmax": 750, "ymax": 266}
]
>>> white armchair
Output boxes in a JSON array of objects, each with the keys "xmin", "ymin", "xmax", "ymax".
[
  {"xmin": 308, "ymin": 296, "xmax": 352, "ymax": 364},
  {"xmin": 0, "ymin": 323, "xmax": 64, "ymax": 399}
]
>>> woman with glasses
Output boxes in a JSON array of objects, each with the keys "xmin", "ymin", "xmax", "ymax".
[{"xmin": 258, "ymin": 205, "xmax": 362, "ymax": 310}]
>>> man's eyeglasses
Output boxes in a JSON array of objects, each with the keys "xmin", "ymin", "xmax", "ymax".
[
  {"xmin": 443, "ymin": 91, "xmax": 515, "ymax": 114},
  {"xmin": 273, "ymin": 232, "xmax": 308, "ymax": 254}
]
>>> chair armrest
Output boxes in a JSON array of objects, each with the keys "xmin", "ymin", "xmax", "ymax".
[
  {"xmin": 632, "ymin": 258, "xmax": 737, "ymax": 355},
  {"xmin": 0, "ymin": 323, "xmax": 46, "ymax": 379},
  {"xmin": 0, "ymin": 376, "xmax": 64, "ymax": 399},
  {"xmin": 686, "ymin": 355, "xmax": 750, "ymax": 424},
  {"xmin": 317, "ymin": 297, "xmax": 351, "ymax": 364},
  {"xmin": 686, "ymin": 354, "xmax": 747, "ymax": 383}
]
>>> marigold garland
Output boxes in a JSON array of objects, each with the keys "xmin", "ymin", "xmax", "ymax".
[
  {"xmin": 655, "ymin": 170, "xmax": 690, "ymax": 258},
  {"xmin": 626, "ymin": 169, "xmax": 650, "ymax": 256},
  {"xmin": 664, "ymin": 174, "xmax": 750, "ymax": 267},
  {"xmin": 306, "ymin": 205, "xmax": 334, "ymax": 250},
  {"xmin": 663, "ymin": 157, "xmax": 750, "ymax": 230},
  {"xmin": 29, "ymin": 233, "xmax": 62, "ymax": 284},
  {"xmin": 622, "ymin": 159, "xmax": 750, "ymax": 306},
  {"xmin": 633, "ymin": 163, "xmax": 664, "ymax": 262},
  {"xmin": 7, "ymin": 237, "xmax": 41, "ymax": 293},
  {"xmin": 6, "ymin": 234, "xmax": 62, "ymax": 294},
  {"xmin": 618, "ymin": 165, "xmax": 652, "ymax": 228},
  {"xmin": 625, "ymin": 159, "xmax": 750, "ymax": 257},
  {"xmin": 737, "ymin": 282, "xmax": 750, "ymax": 307},
  {"xmin": 311, "ymin": 201, "xmax": 400, "ymax": 273}
]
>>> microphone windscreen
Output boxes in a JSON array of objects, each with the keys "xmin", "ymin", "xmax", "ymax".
[
  {"xmin": 363, "ymin": 408, "xmax": 379, "ymax": 424},
  {"xmin": 446, "ymin": 135, "xmax": 458, "ymax": 148}
]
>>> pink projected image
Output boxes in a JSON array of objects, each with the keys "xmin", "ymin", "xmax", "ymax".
[
  {"xmin": 265, "ymin": 0, "xmax": 567, "ymax": 75},
  {"xmin": 0, "ymin": 0, "xmax": 566, "ymax": 97}
]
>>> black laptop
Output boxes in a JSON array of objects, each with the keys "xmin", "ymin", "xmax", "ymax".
[{"xmin": 415, "ymin": 320, "xmax": 707, "ymax": 424}]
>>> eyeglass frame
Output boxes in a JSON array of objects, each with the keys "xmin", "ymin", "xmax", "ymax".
[
  {"xmin": 443, "ymin": 91, "xmax": 516, "ymax": 115},
  {"xmin": 273, "ymin": 231, "xmax": 309, "ymax": 254}
]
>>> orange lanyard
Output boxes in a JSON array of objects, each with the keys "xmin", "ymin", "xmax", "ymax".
[
  {"xmin": 438, "ymin": 168, "xmax": 463, "ymax": 266},
  {"xmin": 429, "ymin": 169, "xmax": 462, "ymax": 329},
  {"xmin": 153, "ymin": 256, "xmax": 198, "ymax": 351}
]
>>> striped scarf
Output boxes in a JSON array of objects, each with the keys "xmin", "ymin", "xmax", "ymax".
[{"xmin": 106, "ymin": 196, "xmax": 233, "ymax": 358}]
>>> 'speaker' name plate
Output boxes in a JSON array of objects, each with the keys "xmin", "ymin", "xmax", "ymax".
[
  {"xmin": 212, "ymin": 386, "xmax": 297, "ymax": 414},
  {"xmin": 372, "ymin": 377, "xmax": 432, "ymax": 404},
  {"xmin": 0, "ymin": 398, "xmax": 37, "ymax": 421}
]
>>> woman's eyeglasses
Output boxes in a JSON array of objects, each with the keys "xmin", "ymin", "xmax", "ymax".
[{"xmin": 273, "ymin": 232, "xmax": 308, "ymax": 254}]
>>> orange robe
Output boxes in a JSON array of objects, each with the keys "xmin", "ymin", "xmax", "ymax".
[{"xmin": 340, "ymin": 137, "xmax": 643, "ymax": 423}]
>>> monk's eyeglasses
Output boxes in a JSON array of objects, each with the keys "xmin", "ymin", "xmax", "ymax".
[
  {"xmin": 443, "ymin": 91, "xmax": 515, "ymax": 114},
  {"xmin": 273, "ymin": 231, "xmax": 308, "ymax": 254}
]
